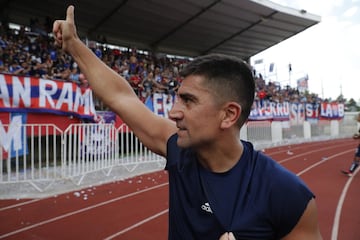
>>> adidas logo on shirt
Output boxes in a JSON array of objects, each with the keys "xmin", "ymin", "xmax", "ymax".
[{"xmin": 201, "ymin": 202, "xmax": 213, "ymax": 213}]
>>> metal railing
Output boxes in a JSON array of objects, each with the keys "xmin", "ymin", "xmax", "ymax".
[{"xmin": 0, "ymin": 113, "xmax": 359, "ymax": 197}]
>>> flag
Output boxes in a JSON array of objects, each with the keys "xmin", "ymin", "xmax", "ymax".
[
  {"xmin": 297, "ymin": 74, "xmax": 309, "ymax": 91},
  {"xmin": 269, "ymin": 63, "xmax": 275, "ymax": 72}
]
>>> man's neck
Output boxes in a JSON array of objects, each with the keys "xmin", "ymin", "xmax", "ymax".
[{"xmin": 196, "ymin": 138, "xmax": 244, "ymax": 173}]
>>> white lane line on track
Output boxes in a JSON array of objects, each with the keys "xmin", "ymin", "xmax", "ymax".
[
  {"xmin": 104, "ymin": 209, "xmax": 169, "ymax": 240},
  {"xmin": 292, "ymin": 147, "xmax": 356, "ymax": 240},
  {"xmin": 278, "ymin": 144, "xmax": 352, "ymax": 164},
  {"xmin": 0, "ymin": 199, "xmax": 41, "ymax": 211},
  {"xmin": 266, "ymin": 140, "xmax": 347, "ymax": 156},
  {"xmin": 0, "ymin": 182, "xmax": 168, "ymax": 239},
  {"xmin": 331, "ymin": 167, "xmax": 359, "ymax": 240},
  {"xmin": 296, "ymin": 149, "xmax": 354, "ymax": 176}
]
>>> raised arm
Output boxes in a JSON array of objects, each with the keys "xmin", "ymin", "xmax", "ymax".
[{"xmin": 53, "ymin": 5, "xmax": 177, "ymax": 156}]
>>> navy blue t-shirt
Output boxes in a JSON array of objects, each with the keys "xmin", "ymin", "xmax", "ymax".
[{"xmin": 165, "ymin": 134, "xmax": 314, "ymax": 240}]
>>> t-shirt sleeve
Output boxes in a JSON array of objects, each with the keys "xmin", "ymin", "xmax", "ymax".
[
  {"xmin": 165, "ymin": 133, "xmax": 178, "ymax": 170},
  {"xmin": 268, "ymin": 167, "xmax": 314, "ymax": 238}
]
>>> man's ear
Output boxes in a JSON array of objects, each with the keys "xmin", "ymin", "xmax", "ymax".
[{"xmin": 220, "ymin": 102, "xmax": 241, "ymax": 129}]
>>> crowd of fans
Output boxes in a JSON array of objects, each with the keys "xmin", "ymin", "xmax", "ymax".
[{"xmin": 0, "ymin": 19, "xmax": 324, "ymax": 111}]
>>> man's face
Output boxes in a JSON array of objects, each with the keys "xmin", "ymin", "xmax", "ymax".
[{"xmin": 169, "ymin": 75, "xmax": 223, "ymax": 149}]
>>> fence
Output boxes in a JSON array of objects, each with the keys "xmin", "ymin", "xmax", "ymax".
[
  {"xmin": 0, "ymin": 112, "xmax": 359, "ymax": 198},
  {"xmin": 0, "ymin": 123, "xmax": 164, "ymax": 197}
]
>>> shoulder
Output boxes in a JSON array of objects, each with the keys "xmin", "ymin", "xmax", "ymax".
[
  {"xmin": 244, "ymin": 143, "xmax": 292, "ymax": 180},
  {"xmin": 240, "ymin": 141, "xmax": 308, "ymax": 193},
  {"xmin": 252, "ymin": 152, "xmax": 314, "ymax": 238},
  {"xmin": 252, "ymin": 150, "xmax": 313, "ymax": 197},
  {"xmin": 243, "ymin": 143, "xmax": 314, "ymax": 200}
]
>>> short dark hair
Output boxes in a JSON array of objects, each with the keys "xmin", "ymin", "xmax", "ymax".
[{"xmin": 180, "ymin": 53, "xmax": 255, "ymax": 127}]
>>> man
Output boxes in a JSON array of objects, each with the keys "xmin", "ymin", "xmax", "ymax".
[
  {"xmin": 341, "ymin": 113, "xmax": 360, "ymax": 177},
  {"xmin": 53, "ymin": 6, "xmax": 322, "ymax": 239}
]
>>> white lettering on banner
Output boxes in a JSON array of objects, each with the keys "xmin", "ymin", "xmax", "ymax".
[
  {"xmin": 269, "ymin": 102, "xmax": 278, "ymax": 116},
  {"xmin": 0, "ymin": 74, "xmax": 96, "ymax": 118},
  {"xmin": 320, "ymin": 103, "xmax": 345, "ymax": 118},
  {"xmin": 249, "ymin": 101, "xmax": 343, "ymax": 121},
  {"xmin": 320, "ymin": 103, "xmax": 334, "ymax": 117},
  {"xmin": 332, "ymin": 104, "xmax": 339, "ymax": 116},
  {"xmin": 249, "ymin": 101, "xmax": 290, "ymax": 120},
  {"xmin": 325, "ymin": 103, "xmax": 332, "ymax": 117},
  {"xmin": 73, "ymin": 87, "xmax": 94, "ymax": 114},
  {"xmin": 260, "ymin": 102, "xmax": 271, "ymax": 117},
  {"xmin": 305, "ymin": 103, "xmax": 318, "ymax": 118},
  {"xmin": 283, "ymin": 102, "xmax": 290, "ymax": 115},
  {"xmin": 12, "ymin": 76, "xmax": 31, "ymax": 107},
  {"xmin": 338, "ymin": 104, "xmax": 344, "ymax": 116},
  {"xmin": 39, "ymin": 79, "xmax": 58, "ymax": 108},
  {"xmin": 153, "ymin": 93, "xmax": 163, "ymax": 116},
  {"xmin": 249, "ymin": 101, "xmax": 270, "ymax": 120},
  {"xmin": 290, "ymin": 103, "xmax": 304, "ymax": 125},
  {"xmin": 269, "ymin": 102, "xmax": 290, "ymax": 117},
  {"xmin": 0, "ymin": 116, "xmax": 22, "ymax": 152},
  {"xmin": 260, "ymin": 102, "xmax": 268, "ymax": 117},
  {"xmin": 56, "ymin": 82, "xmax": 73, "ymax": 111},
  {"xmin": 0, "ymin": 75, "xmax": 11, "ymax": 107},
  {"xmin": 153, "ymin": 93, "xmax": 173, "ymax": 118}
]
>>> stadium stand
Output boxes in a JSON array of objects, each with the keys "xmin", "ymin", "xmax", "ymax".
[{"xmin": 0, "ymin": 21, "xmax": 339, "ymax": 109}]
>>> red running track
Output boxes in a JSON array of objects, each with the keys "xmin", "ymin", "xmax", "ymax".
[{"xmin": 0, "ymin": 138, "xmax": 359, "ymax": 239}]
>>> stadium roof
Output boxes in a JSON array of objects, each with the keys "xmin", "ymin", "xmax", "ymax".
[{"xmin": 1, "ymin": 0, "xmax": 320, "ymax": 61}]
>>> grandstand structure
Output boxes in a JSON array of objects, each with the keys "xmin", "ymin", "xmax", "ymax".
[
  {"xmin": 2, "ymin": 0, "xmax": 320, "ymax": 60},
  {"xmin": 5, "ymin": 1, "xmax": 357, "ymax": 199}
]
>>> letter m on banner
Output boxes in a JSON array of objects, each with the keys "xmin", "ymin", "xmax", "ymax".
[{"xmin": 0, "ymin": 113, "xmax": 27, "ymax": 159}]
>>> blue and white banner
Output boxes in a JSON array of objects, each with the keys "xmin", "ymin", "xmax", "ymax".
[
  {"xmin": 140, "ymin": 95, "xmax": 345, "ymax": 124},
  {"xmin": 144, "ymin": 93, "xmax": 174, "ymax": 118}
]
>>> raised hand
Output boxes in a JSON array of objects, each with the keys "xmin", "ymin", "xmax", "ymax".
[{"xmin": 52, "ymin": 5, "xmax": 79, "ymax": 52}]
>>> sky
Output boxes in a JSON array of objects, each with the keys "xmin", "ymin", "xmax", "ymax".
[{"xmin": 250, "ymin": 0, "xmax": 360, "ymax": 101}]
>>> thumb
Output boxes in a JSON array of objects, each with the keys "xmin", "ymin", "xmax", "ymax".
[
  {"xmin": 66, "ymin": 5, "xmax": 75, "ymax": 24},
  {"xmin": 219, "ymin": 232, "xmax": 229, "ymax": 240},
  {"xmin": 219, "ymin": 232, "xmax": 236, "ymax": 240}
]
